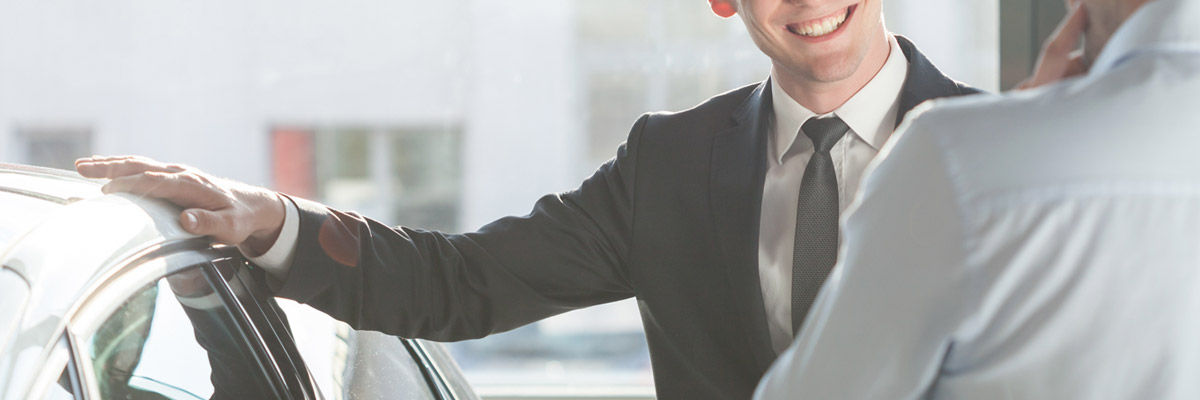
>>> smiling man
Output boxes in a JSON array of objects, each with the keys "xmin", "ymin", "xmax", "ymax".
[{"xmin": 77, "ymin": 1, "xmax": 979, "ymax": 398}]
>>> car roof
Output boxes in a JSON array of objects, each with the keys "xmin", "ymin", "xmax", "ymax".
[{"xmin": 0, "ymin": 163, "xmax": 207, "ymax": 350}]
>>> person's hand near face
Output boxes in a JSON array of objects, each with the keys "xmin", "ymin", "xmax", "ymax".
[
  {"xmin": 1018, "ymin": 0, "xmax": 1089, "ymax": 89},
  {"xmin": 1018, "ymin": 0, "xmax": 1153, "ymax": 90}
]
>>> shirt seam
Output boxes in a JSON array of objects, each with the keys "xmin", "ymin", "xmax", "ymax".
[
  {"xmin": 961, "ymin": 181, "xmax": 1200, "ymax": 209},
  {"xmin": 929, "ymin": 122, "xmax": 982, "ymax": 351}
]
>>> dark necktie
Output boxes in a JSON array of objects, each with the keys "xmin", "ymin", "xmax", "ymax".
[{"xmin": 792, "ymin": 116, "xmax": 849, "ymax": 335}]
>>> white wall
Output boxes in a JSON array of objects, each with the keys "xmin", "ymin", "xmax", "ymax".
[
  {"xmin": 0, "ymin": 0, "xmax": 473, "ymax": 187},
  {"xmin": 460, "ymin": 0, "xmax": 581, "ymax": 232},
  {"xmin": 885, "ymin": 0, "xmax": 1001, "ymax": 92}
]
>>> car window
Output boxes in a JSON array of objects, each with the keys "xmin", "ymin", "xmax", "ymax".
[
  {"xmin": 82, "ymin": 264, "xmax": 281, "ymax": 399},
  {"xmin": 418, "ymin": 340, "xmax": 478, "ymax": 400},
  {"xmin": 276, "ymin": 298, "xmax": 438, "ymax": 400}
]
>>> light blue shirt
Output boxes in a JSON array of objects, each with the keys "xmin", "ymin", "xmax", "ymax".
[{"xmin": 755, "ymin": 0, "xmax": 1200, "ymax": 398}]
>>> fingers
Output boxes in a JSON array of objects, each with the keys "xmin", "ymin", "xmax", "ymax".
[
  {"xmin": 1045, "ymin": 2, "xmax": 1087, "ymax": 56},
  {"xmin": 1064, "ymin": 50, "xmax": 1088, "ymax": 77},
  {"xmin": 76, "ymin": 155, "xmax": 186, "ymax": 179},
  {"xmin": 1018, "ymin": 2, "xmax": 1089, "ymax": 90},
  {"xmin": 102, "ymin": 171, "xmax": 226, "ymax": 210}
]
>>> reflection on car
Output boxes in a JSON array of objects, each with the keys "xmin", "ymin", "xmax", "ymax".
[{"xmin": 0, "ymin": 163, "xmax": 478, "ymax": 400}]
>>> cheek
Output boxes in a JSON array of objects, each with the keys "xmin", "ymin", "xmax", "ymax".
[{"xmin": 859, "ymin": 1, "xmax": 883, "ymax": 31}]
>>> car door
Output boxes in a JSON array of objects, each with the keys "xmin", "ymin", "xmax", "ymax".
[
  {"xmin": 203, "ymin": 250, "xmax": 478, "ymax": 400},
  {"xmin": 36, "ymin": 243, "xmax": 475, "ymax": 400},
  {"xmin": 271, "ymin": 285, "xmax": 478, "ymax": 400},
  {"xmin": 60, "ymin": 245, "xmax": 315, "ymax": 399}
]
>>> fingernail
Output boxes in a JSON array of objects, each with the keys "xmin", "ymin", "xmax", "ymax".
[{"xmin": 183, "ymin": 212, "xmax": 198, "ymax": 230}]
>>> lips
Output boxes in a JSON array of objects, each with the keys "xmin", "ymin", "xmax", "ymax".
[{"xmin": 786, "ymin": 4, "xmax": 857, "ymax": 38}]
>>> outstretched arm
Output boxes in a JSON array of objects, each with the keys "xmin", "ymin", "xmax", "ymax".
[{"xmin": 76, "ymin": 114, "xmax": 648, "ymax": 341}]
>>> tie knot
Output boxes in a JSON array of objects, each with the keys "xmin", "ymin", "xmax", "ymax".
[{"xmin": 802, "ymin": 117, "xmax": 849, "ymax": 153}]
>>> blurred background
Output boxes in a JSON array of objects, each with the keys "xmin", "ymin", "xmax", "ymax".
[{"xmin": 0, "ymin": 0, "xmax": 1065, "ymax": 398}]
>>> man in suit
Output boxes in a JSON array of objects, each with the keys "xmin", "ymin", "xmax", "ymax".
[
  {"xmin": 755, "ymin": 0, "xmax": 1200, "ymax": 398},
  {"xmin": 77, "ymin": 1, "xmax": 979, "ymax": 398}
]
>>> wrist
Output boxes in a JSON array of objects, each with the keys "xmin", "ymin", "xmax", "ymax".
[{"xmin": 241, "ymin": 191, "xmax": 286, "ymax": 257}]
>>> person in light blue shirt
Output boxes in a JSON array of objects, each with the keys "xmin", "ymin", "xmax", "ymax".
[{"xmin": 756, "ymin": 0, "xmax": 1200, "ymax": 398}]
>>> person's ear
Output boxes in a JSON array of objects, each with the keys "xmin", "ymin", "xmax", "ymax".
[{"xmin": 709, "ymin": 0, "xmax": 737, "ymax": 18}]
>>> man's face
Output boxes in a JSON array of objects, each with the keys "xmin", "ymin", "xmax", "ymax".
[{"xmin": 734, "ymin": 0, "xmax": 885, "ymax": 84}]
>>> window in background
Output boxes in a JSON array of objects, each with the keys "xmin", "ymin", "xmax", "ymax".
[
  {"xmin": 15, "ymin": 127, "xmax": 92, "ymax": 170},
  {"xmin": 271, "ymin": 126, "xmax": 462, "ymax": 232}
]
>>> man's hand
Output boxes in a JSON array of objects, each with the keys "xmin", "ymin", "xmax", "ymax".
[
  {"xmin": 75, "ymin": 155, "xmax": 286, "ymax": 255},
  {"xmin": 1017, "ymin": 0, "xmax": 1089, "ymax": 90}
]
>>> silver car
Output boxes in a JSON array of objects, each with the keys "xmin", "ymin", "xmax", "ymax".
[{"xmin": 0, "ymin": 163, "xmax": 478, "ymax": 400}]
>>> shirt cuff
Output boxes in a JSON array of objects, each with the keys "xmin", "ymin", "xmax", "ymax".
[{"xmin": 242, "ymin": 194, "xmax": 300, "ymax": 282}]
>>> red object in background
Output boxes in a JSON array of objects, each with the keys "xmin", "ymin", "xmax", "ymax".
[
  {"xmin": 272, "ymin": 128, "xmax": 316, "ymax": 199},
  {"xmin": 709, "ymin": 0, "xmax": 736, "ymax": 18}
]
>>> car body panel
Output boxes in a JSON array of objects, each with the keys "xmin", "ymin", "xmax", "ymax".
[{"xmin": 0, "ymin": 164, "xmax": 211, "ymax": 399}]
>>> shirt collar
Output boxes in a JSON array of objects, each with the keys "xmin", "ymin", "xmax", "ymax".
[
  {"xmin": 769, "ymin": 35, "xmax": 909, "ymax": 164},
  {"xmin": 1090, "ymin": 0, "xmax": 1200, "ymax": 75}
]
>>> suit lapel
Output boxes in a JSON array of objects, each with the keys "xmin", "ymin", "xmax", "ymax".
[
  {"xmin": 893, "ymin": 35, "xmax": 981, "ymax": 127},
  {"xmin": 710, "ymin": 80, "xmax": 777, "ymax": 371}
]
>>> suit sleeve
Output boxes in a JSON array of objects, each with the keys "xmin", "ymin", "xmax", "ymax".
[
  {"xmin": 754, "ymin": 107, "xmax": 972, "ymax": 399},
  {"xmin": 273, "ymin": 114, "xmax": 649, "ymax": 341}
]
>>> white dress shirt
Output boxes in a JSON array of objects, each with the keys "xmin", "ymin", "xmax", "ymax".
[
  {"xmin": 756, "ymin": 0, "xmax": 1200, "ymax": 398},
  {"xmin": 759, "ymin": 35, "xmax": 907, "ymax": 353},
  {"xmin": 249, "ymin": 37, "xmax": 911, "ymax": 354}
]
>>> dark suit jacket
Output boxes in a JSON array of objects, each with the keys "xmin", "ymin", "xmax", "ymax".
[{"xmin": 273, "ymin": 36, "xmax": 982, "ymax": 399}]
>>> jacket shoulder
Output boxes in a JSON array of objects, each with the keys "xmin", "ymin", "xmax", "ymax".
[{"xmin": 641, "ymin": 81, "xmax": 761, "ymax": 132}]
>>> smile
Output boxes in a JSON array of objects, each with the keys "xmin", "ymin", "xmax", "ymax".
[{"xmin": 787, "ymin": 4, "xmax": 857, "ymax": 38}]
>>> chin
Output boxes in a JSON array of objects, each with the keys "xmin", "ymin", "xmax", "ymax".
[{"xmin": 795, "ymin": 53, "xmax": 862, "ymax": 83}]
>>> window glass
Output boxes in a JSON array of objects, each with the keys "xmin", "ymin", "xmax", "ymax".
[
  {"xmin": 271, "ymin": 126, "xmax": 463, "ymax": 232},
  {"xmin": 83, "ymin": 265, "xmax": 278, "ymax": 399},
  {"xmin": 418, "ymin": 340, "xmax": 479, "ymax": 400},
  {"xmin": 15, "ymin": 128, "xmax": 92, "ymax": 170},
  {"xmin": 277, "ymin": 299, "xmax": 437, "ymax": 400}
]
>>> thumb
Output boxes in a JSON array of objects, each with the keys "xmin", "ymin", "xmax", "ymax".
[{"xmin": 180, "ymin": 209, "xmax": 226, "ymax": 239}]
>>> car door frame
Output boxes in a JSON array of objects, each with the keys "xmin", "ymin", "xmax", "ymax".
[
  {"xmin": 237, "ymin": 254, "xmax": 467, "ymax": 400},
  {"xmin": 49, "ymin": 239, "xmax": 471, "ymax": 400},
  {"xmin": 62, "ymin": 241, "xmax": 317, "ymax": 400}
]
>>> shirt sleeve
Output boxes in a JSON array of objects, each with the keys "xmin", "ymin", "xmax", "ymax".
[
  {"xmin": 754, "ymin": 106, "xmax": 972, "ymax": 399},
  {"xmin": 241, "ymin": 194, "xmax": 300, "ymax": 282}
]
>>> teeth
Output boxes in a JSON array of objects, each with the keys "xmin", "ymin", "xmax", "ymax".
[{"xmin": 793, "ymin": 8, "xmax": 849, "ymax": 37}]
